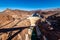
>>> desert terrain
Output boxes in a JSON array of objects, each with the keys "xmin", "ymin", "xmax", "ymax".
[{"xmin": 0, "ymin": 8, "xmax": 60, "ymax": 40}]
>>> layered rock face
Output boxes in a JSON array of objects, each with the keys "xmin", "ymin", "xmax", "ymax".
[
  {"xmin": 0, "ymin": 9, "xmax": 32, "ymax": 40},
  {"xmin": 0, "ymin": 9, "xmax": 60, "ymax": 40}
]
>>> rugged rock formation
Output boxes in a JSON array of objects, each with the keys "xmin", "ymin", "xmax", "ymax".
[{"xmin": 0, "ymin": 8, "xmax": 60, "ymax": 40}]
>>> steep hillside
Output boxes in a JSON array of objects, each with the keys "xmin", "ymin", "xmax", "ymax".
[
  {"xmin": 0, "ymin": 8, "xmax": 60, "ymax": 40},
  {"xmin": 0, "ymin": 12, "xmax": 13, "ymax": 24},
  {"xmin": 0, "ymin": 8, "xmax": 60, "ymax": 27},
  {"xmin": 4, "ymin": 9, "xmax": 32, "ymax": 19}
]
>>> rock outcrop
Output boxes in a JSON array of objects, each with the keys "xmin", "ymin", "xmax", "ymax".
[{"xmin": 0, "ymin": 8, "xmax": 60, "ymax": 40}]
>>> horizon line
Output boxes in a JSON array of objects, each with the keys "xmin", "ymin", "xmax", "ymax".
[{"xmin": 0, "ymin": 7, "xmax": 60, "ymax": 12}]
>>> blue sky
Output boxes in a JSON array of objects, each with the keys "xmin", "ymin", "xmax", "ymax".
[{"xmin": 0, "ymin": 0, "xmax": 60, "ymax": 11}]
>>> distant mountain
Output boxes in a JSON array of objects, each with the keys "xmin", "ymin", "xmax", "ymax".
[
  {"xmin": 0, "ymin": 8, "xmax": 60, "ymax": 40},
  {"xmin": 0, "ymin": 9, "xmax": 32, "ymax": 25},
  {"xmin": 45, "ymin": 8, "xmax": 60, "ymax": 11},
  {"xmin": 0, "ymin": 8, "xmax": 60, "ymax": 24}
]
